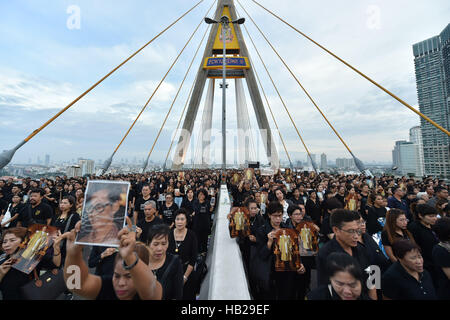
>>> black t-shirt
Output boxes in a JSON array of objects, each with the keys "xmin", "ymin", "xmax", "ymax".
[
  {"xmin": 317, "ymin": 238, "xmax": 371, "ymax": 287},
  {"xmin": 306, "ymin": 284, "xmax": 372, "ymax": 301},
  {"xmin": 381, "ymin": 229, "xmax": 411, "ymax": 247},
  {"xmin": 366, "ymin": 206, "xmax": 386, "ymax": 235},
  {"xmin": 381, "ymin": 262, "xmax": 436, "ymax": 300},
  {"xmin": 153, "ymin": 253, "xmax": 183, "ymax": 300},
  {"xmin": 408, "ymin": 221, "xmax": 439, "ymax": 271},
  {"xmin": 29, "ymin": 202, "xmax": 54, "ymax": 225},
  {"xmin": 3, "ymin": 203, "xmax": 25, "ymax": 228},
  {"xmin": 134, "ymin": 196, "xmax": 152, "ymax": 222},
  {"xmin": 0, "ymin": 199, "xmax": 8, "ymax": 214},
  {"xmin": 431, "ymin": 244, "xmax": 450, "ymax": 300},
  {"xmin": 161, "ymin": 202, "xmax": 179, "ymax": 226},
  {"xmin": 137, "ymin": 216, "xmax": 164, "ymax": 243},
  {"xmin": 96, "ymin": 275, "xmax": 140, "ymax": 300}
]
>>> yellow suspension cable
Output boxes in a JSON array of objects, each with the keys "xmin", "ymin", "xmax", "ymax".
[
  {"xmin": 237, "ymin": 11, "xmax": 315, "ymax": 164},
  {"xmin": 238, "ymin": 0, "xmax": 355, "ymax": 155},
  {"xmin": 23, "ymin": 0, "xmax": 207, "ymax": 143},
  {"xmin": 113, "ymin": 0, "xmax": 216, "ymax": 154},
  {"xmin": 250, "ymin": 0, "xmax": 450, "ymax": 137},
  {"xmin": 145, "ymin": 23, "xmax": 213, "ymax": 164}
]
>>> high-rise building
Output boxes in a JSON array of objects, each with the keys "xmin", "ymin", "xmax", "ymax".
[
  {"xmin": 409, "ymin": 126, "xmax": 425, "ymax": 176},
  {"xmin": 45, "ymin": 154, "xmax": 50, "ymax": 166},
  {"xmin": 336, "ymin": 158, "xmax": 355, "ymax": 169},
  {"xmin": 320, "ymin": 153, "xmax": 327, "ymax": 170},
  {"xmin": 78, "ymin": 159, "xmax": 95, "ymax": 176},
  {"xmin": 67, "ymin": 165, "xmax": 82, "ymax": 178},
  {"xmin": 412, "ymin": 24, "xmax": 450, "ymax": 178},
  {"xmin": 392, "ymin": 140, "xmax": 422, "ymax": 177}
]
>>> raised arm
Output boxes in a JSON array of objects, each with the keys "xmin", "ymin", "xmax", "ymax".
[{"xmin": 62, "ymin": 221, "xmax": 102, "ymax": 299}]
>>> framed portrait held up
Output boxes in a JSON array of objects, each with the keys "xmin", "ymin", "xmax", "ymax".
[
  {"xmin": 75, "ymin": 180, "xmax": 130, "ymax": 247},
  {"xmin": 273, "ymin": 228, "xmax": 302, "ymax": 272},
  {"xmin": 228, "ymin": 207, "xmax": 251, "ymax": 238}
]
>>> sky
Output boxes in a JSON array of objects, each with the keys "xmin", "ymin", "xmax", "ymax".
[{"xmin": 0, "ymin": 0, "xmax": 449, "ymax": 167}]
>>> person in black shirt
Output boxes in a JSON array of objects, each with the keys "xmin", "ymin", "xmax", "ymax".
[
  {"xmin": 0, "ymin": 227, "xmax": 62, "ymax": 300},
  {"xmin": 62, "ymin": 219, "xmax": 162, "ymax": 300},
  {"xmin": 168, "ymin": 209, "xmax": 198, "ymax": 300},
  {"xmin": 381, "ymin": 208, "xmax": 415, "ymax": 263},
  {"xmin": 307, "ymin": 252, "xmax": 372, "ymax": 300},
  {"xmin": 408, "ymin": 204, "xmax": 439, "ymax": 284},
  {"xmin": 147, "ymin": 224, "xmax": 183, "ymax": 300},
  {"xmin": 181, "ymin": 189, "xmax": 196, "ymax": 228},
  {"xmin": 0, "ymin": 190, "xmax": 8, "ymax": 215},
  {"xmin": 335, "ymin": 186, "xmax": 346, "ymax": 207},
  {"xmin": 319, "ymin": 198, "xmax": 343, "ymax": 243},
  {"xmin": 1, "ymin": 194, "xmax": 24, "ymax": 229},
  {"xmin": 88, "ymin": 246, "xmax": 118, "ymax": 277},
  {"xmin": 160, "ymin": 193, "xmax": 179, "ymax": 228},
  {"xmin": 305, "ymin": 190, "xmax": 321, "ymax": 227},
  {"xmin": 382, "ymin": 239, "xmax": 436, "ymax": 300},
  {"xmin": 192, "ymin": 189, "xmax": 213, "ymax": 254},
  {"xmin": 366, "ymin": 194, "xmax": 387, "ymax": 235},
  {"xmin": 25, "ymin": 188, "xmax": 54, "ymax": 226},
  {"xmin": 289, "ymin": 188, "xmax": 305, "ymax": 205},
  {"xmin": 316, "ymin": 209, "xmax": 377, "ymax": 300},
  {"xmin": 137, "ymin": 200, "xmax": 164, "ymax": 243},
  {"xmin": 133, "ymin": 185, "xmax": 153, "ymax": 225},
  {"xmin": 431, "ymin": 217, "xmax": 450, "ymax": 300}
]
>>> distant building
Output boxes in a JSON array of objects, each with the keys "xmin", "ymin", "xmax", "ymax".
[
  {"xmin": 320, "ymin": 153, "xmax": 327, "ymax": 170},
  {"xmin": 409, "ymin": 126, "xmax": 425, "ymax": 176},
  {"xmin": 67, "ymin": 165, "xmax": 82, "ymax": 178},
  {"xmin": 45, "ymin": 154, "xmax": 50, "ymax": 167},
  {"xmin": 336, "ymin": 158, "xmax": 355, "ymax": 169},
  {"xmin": 78, "ymin": 159, "xmax": 95, "ymax": 176},
  {"xmin": 392, "ymin": 140, "xmax": 422, "ymax": 177},
  {"xmin": 413, "ymin": 24, "xmax": 450, "ymax": 178}
]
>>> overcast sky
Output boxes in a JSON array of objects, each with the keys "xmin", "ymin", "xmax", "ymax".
[{"xmin": 1, "ymin": 0, "xmax": 449, "ymax": 166}]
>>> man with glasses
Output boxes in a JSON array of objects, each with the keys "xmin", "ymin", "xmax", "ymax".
[{"xmin": 316, "ymin": 209, "xmax": 377, "ymax": 300}]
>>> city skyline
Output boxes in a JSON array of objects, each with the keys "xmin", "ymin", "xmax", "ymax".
[{"xmin": 1, "ymin": 1, "xmax": 449, "ymax": 166}]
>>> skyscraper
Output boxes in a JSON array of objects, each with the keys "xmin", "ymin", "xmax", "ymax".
[
  {"xmin": 392, "ymin": 140, "xmax": 422, "ymax": 177},
  {"xmin": 45, "ymin": 154, "xmax": 50, "ymax": 166},
  {"xmin": 409, "ymin": 126, "xmax": 425, "ymax": 176},
  {"xmin": 78, "ymin": 159, "xmax": 95, "ymax": 176},
  {"xmin": 320, "ymin": 153, "xmax": 327, "ymax": 170},
  {"xmin": 413, "ymin": 24, "xmax": 450, "ymax": 178}
]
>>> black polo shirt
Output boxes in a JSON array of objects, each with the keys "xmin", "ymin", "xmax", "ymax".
[
  {"xmin": 381, "ymin": 261, "xmax": 436, "ymax": 300},
  {"xmin": 316, "ymin": 237, "xmax": 371, "ymax": 286},
  {"xmin": 29, "ymin": 202, "xmax": 53, "ymax": 225}
]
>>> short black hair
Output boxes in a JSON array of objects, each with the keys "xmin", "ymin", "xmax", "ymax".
[
  {"xmin": 330, "ymin": 209, "xmax": 360, "ymax": 229},
  {"xmin": 432, "ymin": 217, "xmax": 450, "ymax": 242},
  {"xmin": 30, "ymin": 188, "xmax": 45, "ymax": 197},
  {"xmin": 416, "ymin": 204, "xmax": 438, "ymax": 218},
  {"xmin": 174, "ymin": 208, "xmax": 190, "ymax": 224},
  {"xmin": 245, "ymin": 198, "xmax": 258, "ymax": 208},
  {"xmin": 324, "ymin": 197, "xmax": 344, "ymax": 212},
  {"xmin": 287, "ymin": 205, "xmax": 300, "ymax": 216},
  {"xmin": 326, "ymin": 252, "xmax": 363, "ymax": 282},
  {"xmin": 392, "ymin": 239, "xmax": 421, "ymax": 259},
  {"xmin": 267, "ymin": 201, "xmax": 283, "ymax": 215},
  {"xmin": 147, "ymin": 224, "xmax": 171, "ymax": 245}
]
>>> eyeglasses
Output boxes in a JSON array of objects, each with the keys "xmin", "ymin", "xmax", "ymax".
[
  {"xmin": 86, "ymin": 202, "xmax": 112, "ymax": 214},
  {"xmin": 339, "ymin": 228, "xmax": 362, "ymax": 235}
]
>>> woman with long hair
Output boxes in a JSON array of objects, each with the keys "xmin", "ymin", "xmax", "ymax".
[{"xmin": 381, "ymin": 209, "xmax": 415, "ymax": 262}]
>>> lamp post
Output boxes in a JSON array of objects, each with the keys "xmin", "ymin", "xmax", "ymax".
[{"xmin": 205, "ymin": 15, "xmax": 244, "ymax": 182}]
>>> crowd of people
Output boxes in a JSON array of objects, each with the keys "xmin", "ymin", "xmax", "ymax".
[{"xmin": 0, "ymin": 169, "xmax": 449, "ymax": 300}]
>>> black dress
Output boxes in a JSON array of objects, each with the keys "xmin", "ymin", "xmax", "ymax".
[
  {"xmin": 168, "ymin": 229, "xmax": 198, "ymax": 300},
  {"xmin": 192, "ymin": 200, "xmax": 212, "ymax": 254},
  {"xmin": 152, "ymin": 253, "xmax": 183, "ymax": 300}
]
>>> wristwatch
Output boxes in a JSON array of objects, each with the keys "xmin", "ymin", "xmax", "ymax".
[{"xmin": 122, "ymin": 252, "xmax": 139, "ymax": 270}]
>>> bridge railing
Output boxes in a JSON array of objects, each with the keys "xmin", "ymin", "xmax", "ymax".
[{"xmin": 198, "ymin": 184, "xmax": 251, "ymax": 300}]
